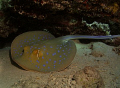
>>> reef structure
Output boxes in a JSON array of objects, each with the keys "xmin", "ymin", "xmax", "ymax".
[
  {"xmin": 0, "ymin": 0, "xmax": 120, "ymax": 43},
  {"xmin": 8, "ymin": 0, "xmax": 120, "ymax": 37}
]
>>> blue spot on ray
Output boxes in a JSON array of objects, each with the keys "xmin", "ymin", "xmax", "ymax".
[
  {"xmin": 36, "ymin": 60, "xmax": 39, "ymax": 63},
  {"xmin": 50, "ymin": 46, "xmax": 53, "ymax": 48},
  {"xmin": 54, "ymin": 61, "xmax": 56, "ymax": 63},
  {"xmin": 59, "ymin": 55, "xmax": 62, "ymax": 57},
  {"xmin": 52, "ymin": 53, "xmax": 56, "ymax": 56},
  {"xmin": 46, "ymin": 61, "xmax": 48, "ymax": 64},
  {"xmin": 46, "ymin": 52, "xmax": 49, "ymax": 55}
]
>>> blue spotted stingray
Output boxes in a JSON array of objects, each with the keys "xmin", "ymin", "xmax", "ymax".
[{"xmin": 11, "ymin": 31, "xmax": 120, "ymax": 72}]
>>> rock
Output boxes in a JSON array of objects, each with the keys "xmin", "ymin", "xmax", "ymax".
[
  {"xmin": 73, "ymin": 66, "xmax": 105, "ymax": 88},
  {"xmin": 90, "ymin": 42, "xmax": 108, "ymax": 57}
]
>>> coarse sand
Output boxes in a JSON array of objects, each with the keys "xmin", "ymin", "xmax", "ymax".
[{"xmin": 0, "ymin": 41, "xmax": 120, "ymax": 88}]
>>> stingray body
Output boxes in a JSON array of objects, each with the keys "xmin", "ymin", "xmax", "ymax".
[
  {"xmin": 11, "ymin": 31, "xmax": 120, "ymax": 73},
  {"xmin": 11, "ymin": 31, "xmax": 76, "ymax": 72}
]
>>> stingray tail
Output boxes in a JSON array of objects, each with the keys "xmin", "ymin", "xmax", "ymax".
[{"xmin": 61, "ymin": 35, "xmax": 120, "ymax": 40}]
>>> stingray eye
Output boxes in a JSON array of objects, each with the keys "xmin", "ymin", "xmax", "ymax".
[{"xmin": 32, "ymin": 49, "xmax": 38, "ymax": 55}]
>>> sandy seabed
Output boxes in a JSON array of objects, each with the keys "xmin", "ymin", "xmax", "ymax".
[{"xmin": 0, "ymin": 41, "xmax": 120, "ymax": 88}]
